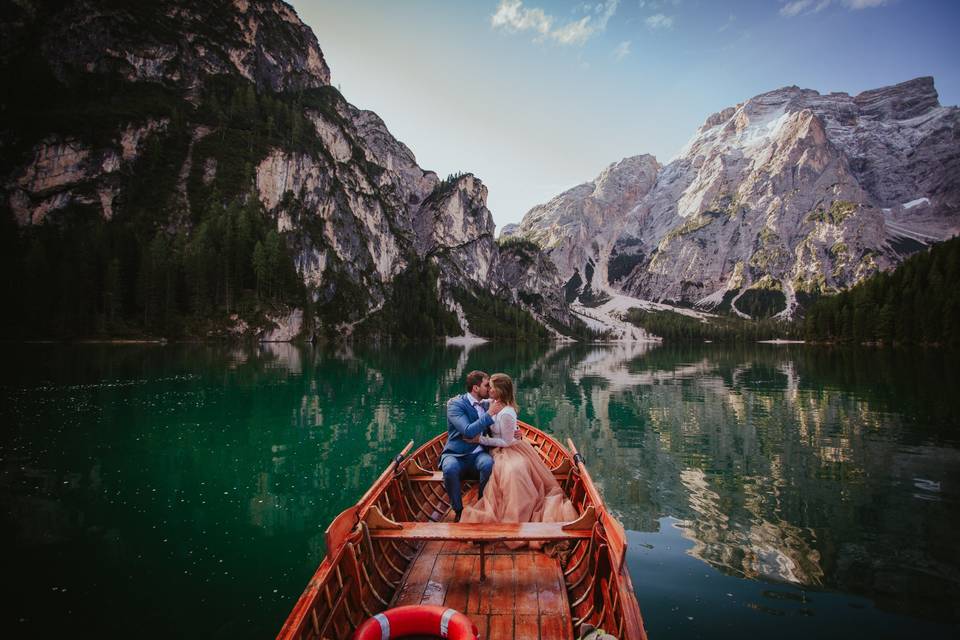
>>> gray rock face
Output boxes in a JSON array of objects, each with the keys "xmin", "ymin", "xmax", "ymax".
[
  {"xmin": 22, "ymin": 0, "xmax": 330, "ymax": 94},
  {"xmin": 4, "ymin": 0, "xmax": 331, "ymax": 228},
  {"xmin": 507, "ymin": 155, "xmax": 659, "ymax": 301},
  {"xmin": 2, "ymin": 0, "xmax": 575, "ymax": 338},
  {"xmin": 249, "ymin": 96, "xmax": 503, "ymax": 327},
  {"xmin": 496, "ymin": 239, "xmax": 578, "ymax": 332},
  {"xmin": 418, "ymin": 174, "xmax": 498, "ymax": 288},
  {"xmin": 399, "ymin": 175, "xmax": 579, "ymax": 334},
  {"xmin": 8, "ymin": 119, "xmax": 171, "ymax": 225},
  {"xmin": 512, "ymin": 77, "xmax": 960, "ymax": 317},
  {"xmin": 260, "ymin": 308, "xmax": 304, "ymax": 342}
]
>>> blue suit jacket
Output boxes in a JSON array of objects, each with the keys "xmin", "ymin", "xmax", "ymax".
[{"xmin": 441, "ymin": 394, "xmax": 495, "ymax": 457}]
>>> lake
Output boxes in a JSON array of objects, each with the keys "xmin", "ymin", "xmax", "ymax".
[{"xmin": 2, "ymin": 342, "xmax": 958, "ymax": 638}]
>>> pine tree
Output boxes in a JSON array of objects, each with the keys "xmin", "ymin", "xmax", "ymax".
[{"xmin": 252, "ymin": 240, "xmax": 267, "ymax": 300}]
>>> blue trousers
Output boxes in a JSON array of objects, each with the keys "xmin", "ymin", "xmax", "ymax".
[{"xmin": 440, "ymin": 450, "xmax": 494, "ymax": 513}]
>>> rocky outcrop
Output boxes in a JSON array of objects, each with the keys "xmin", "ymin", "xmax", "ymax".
[
  {"xmin": 348, "ymin": 106, "xmax": 439, "ymax": 216},
  {"xmin": 496, "ymin": 238, "xmax": 578, "ymax": 332},
  {"xmin": 5, "ymin": 0, "xmax": 331, "ymax": 227},
  {"xmin": 419, "ymin": 174, "xmax": 498, "ymax": 289},
  {"xmin": 7, "ymin": 118, "xmax": 170, "ymax": 225},
  {"xmin": 25, "ymin": 0, "xmax": 330, "ymax": 93},
  {"xmin": 510, "ymin": 77, "xmax": 960, "ymax": 318},
  {"xmin": 505, "ymin": 155, "xmax": 659, "ymax": 302},
  {"xmin": 260, "ymin": 308, "xmax": 304, "ymax": 342}
]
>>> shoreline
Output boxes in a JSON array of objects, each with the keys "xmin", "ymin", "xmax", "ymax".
[
  {"xmin": 7, "ymin": 336, "xmax": 953, "ymax": 349},
  {"xmin": 444, "ymin": 335, "xmax": 489, "ymax": 347}
]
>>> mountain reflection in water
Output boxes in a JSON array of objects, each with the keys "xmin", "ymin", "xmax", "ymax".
[
  {"xmin": 514, "ymin": 343, "xmax": 960, "ymax": 633},
  {"xmin": 2, "ymin": 341, "xmax": 958, "ymax": 638}
]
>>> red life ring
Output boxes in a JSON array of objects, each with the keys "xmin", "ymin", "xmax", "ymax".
[{"xmin": 352, "ymin": 605, "xmax": 478, "ymax": 640}]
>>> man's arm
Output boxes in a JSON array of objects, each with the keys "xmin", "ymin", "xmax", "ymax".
[{"xmin": 447, "ymin": 400, "xmax": 493, "ymax": 439}]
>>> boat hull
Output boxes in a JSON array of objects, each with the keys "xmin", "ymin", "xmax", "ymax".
[{"xmin": 276, "ymin": 423, "xmax": 647, "ymax": 640}]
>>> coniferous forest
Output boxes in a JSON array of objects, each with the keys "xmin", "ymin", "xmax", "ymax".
[
  {"xmin": 1, "ymin": 74, "xmax": 318, "ymax": 340},
  {"xmin": 801, "ymin": 236, "xmax": 960, "ymax": 346},
  {"xmin": 624, "ymin": 237, "xmax": 960, "ymax": 347},
  {"xmin": 0, "ymin": 68, "xmax": 552, "ymax": 342},
  {"xmin": 624, "ymin": 309, "xmax": 801, "ymax": 343}
]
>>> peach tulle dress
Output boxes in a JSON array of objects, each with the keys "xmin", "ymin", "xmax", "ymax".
[{"xmin": 460, "ymin": 407, "xmax": 578, "ymax": 550}]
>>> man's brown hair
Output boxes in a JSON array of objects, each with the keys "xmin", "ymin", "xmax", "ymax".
[{"xmin": 465, "ymin": 370, "xmax": 489, "ymax": 392}]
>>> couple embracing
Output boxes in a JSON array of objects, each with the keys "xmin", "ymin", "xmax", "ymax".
[{"xmin": 440, "ymin": 370, "xmax": 576, "ymax": 542}]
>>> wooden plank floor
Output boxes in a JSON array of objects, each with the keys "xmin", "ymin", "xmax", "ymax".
[{"xmin": 390, "ymin": 490, "xmax": 574, "ymax": 640}]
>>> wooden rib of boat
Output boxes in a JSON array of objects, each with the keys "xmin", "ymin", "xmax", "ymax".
[{"xmin": 276, "ymin": 422, "xmax": 647, "ymax": 640}]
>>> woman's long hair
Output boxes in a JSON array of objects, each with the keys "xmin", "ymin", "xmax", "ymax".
[{"xmin": 490, "ymin": 373, "xmax": 518, "ymax": 410}]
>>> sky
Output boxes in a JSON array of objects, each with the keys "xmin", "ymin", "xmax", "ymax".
[{"xmin": 291, "ymin": 0, "xmax": 960, "ymax": 229}]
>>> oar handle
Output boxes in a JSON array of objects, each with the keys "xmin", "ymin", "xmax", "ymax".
[
  {"xmin": 566, "ymin": 438, "xmax": 585, "ymax": 467},
  {"xmin": 393, "ymin": 440, "xmax": 414, "ymax": 469}
]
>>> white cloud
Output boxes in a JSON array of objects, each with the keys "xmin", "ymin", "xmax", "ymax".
[
  {"xmin": 844, "ymin": 0, "xmax": 889, "ymax": 7},
  {"xmin": 491, "ymin": 0, "xmax": 619, "ymax": 46},
  {"xmin": 639, "ymin": 0, "xmax": 682, "ymax": 7},
  {"xmin": 552, "ymin": 16, "xmax": 594, "ymax": 45},
  {"xmin": 717, "ymin": 13, "xmax": 736, "ymax": 32},
  {"xmin": 780, "ymin": 0, "xmax": 813, "ymax": 16},
  {"xmin": 594, "ymin": 0, "xmax": 619, "ymax": 29},
  {"xmin": 645, "ymin": 13, "xmax": 674, "ymax": 29},
  {"xmin": 613, "ymin": 40, "xmax": 632, "ymax": 61},
  {"xmin": 780, "ymin": 0, "xmax": 889, "ymax": 17},
  {"xmin": 492, "ymin": 0, "xmax": 552, "ymax": 35},
  {"xmin": 574, "ymin": 2, "xmax": 607, "ymax": 15}
]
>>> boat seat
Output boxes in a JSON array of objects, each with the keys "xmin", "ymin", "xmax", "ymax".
[
  {"xmin": 362, "ymin": 504, "xmax": 595, "ymax": 539},
  {"xmin": 363, "ymin": 505, "xmax": 596, "ymax": 580},
  {"xmin": 406, "ymin": 470, "xmax": 572, "ymax": 482},
  {"xmin": 366, "ymin": 520, "xmax": 594, "ymax": 541},
  {"xmin": 403, "ymin": 455, "xmax": 575, "ymax": 483}
]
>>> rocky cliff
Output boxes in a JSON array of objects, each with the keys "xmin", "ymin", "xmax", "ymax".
[
  {"xmin": 513, "ymin": 155, "xmax": 660, "ymax": 305},
  {"xmin": 1, "ymin": 0, "xmax": 575, "ymax": 340},
  {"xmin": 507, "ymin": 77, "xmax": 960, "ymax": 319}
]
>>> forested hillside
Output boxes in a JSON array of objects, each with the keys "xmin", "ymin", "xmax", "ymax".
[
  {"xmin": 624, "ymin": 237, "xmax": 959, "ymax": 346},
  {"xmin": 802, "ymin": 236, "xmax": 960, "ymax": 345},
  {"xmin": 1, "ymin": 1, "xmax": 570, "ymax": 343},
  {"xmin": 624, "ymin": 309, "xmax": 799, "ymax": 343},
  {"xmin": 0, "ymin": 75, "xmax": 319, "ymax": 339}
]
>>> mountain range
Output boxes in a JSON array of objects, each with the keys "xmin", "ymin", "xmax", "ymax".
[
  {"xmin": 2, "ymin": 0, "xmax": 957, "ymax": 341},
  {"xmin": 506, "ymin": 76, "xmax": 959, "ymax": 321}
]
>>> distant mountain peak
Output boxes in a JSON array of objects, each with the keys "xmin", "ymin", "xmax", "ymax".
[{"xmin": 512, "ymin": 76, "xmax": 960, "ymax": 319}]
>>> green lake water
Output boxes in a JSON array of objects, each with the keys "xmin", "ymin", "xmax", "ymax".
[{"xmin": 2, "ymin": 342, "xmax": 959, "ymax": 638}]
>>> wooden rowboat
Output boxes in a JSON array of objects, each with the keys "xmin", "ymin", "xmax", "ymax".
[{"xmin": 276, "ymin": 422, "xmax": 648, "ymax": 640}]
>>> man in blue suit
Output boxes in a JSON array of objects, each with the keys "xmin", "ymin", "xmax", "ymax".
[{"xmin": 440, "ymin": 370, "xmax": 495, "ymax": 522}]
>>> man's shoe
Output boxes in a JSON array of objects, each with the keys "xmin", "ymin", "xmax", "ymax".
[{"xmin": 454, "ymin": 510, "xmax": 462, "ymax": 522}]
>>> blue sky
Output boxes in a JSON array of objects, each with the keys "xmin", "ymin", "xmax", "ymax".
[{"xmin": 291, "ymin": 1, "xmax": 960, "ymax": 228}]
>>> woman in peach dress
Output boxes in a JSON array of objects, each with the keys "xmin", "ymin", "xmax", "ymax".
[{"xmin": 460, "ymin": 373, "xmax": 578, "ymax": 550}]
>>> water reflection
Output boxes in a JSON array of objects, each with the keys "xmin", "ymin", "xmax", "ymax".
[
  {"xmin": 2, "ymin": 342, "xmax": 959, "ymax": 638},
  {"xmin": 517, "ymin": 343, "xmax": 960, "ymax": 626}
]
